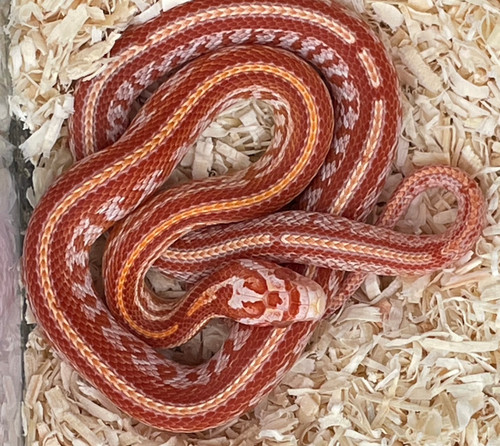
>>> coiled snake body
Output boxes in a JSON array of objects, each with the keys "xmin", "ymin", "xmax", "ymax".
[{"xmin": 24, "ymin": 0, "xmax": 485, "ymax": 432}]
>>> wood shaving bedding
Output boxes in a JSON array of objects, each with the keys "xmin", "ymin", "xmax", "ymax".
[{"xmin": 7, "ymin": 0, "xmax": 500, "ymax": 444}]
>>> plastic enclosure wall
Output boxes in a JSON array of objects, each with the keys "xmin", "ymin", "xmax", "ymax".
[{"xmin": 0, "ymin": 3, "xmax": 23, "ymax": 446}]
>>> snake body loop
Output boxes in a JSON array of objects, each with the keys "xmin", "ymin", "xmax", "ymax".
[{"xmin": 24, "ymin": 0, "xmax": 485, "ymax": 432}]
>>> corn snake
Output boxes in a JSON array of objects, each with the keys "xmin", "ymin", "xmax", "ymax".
[{"xmin": 22, "ymin": 0, "xmax": 486, "ymax": 433}]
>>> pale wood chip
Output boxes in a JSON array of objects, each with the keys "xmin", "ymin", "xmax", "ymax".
[
  {"xmin": 372, "ymin": 2, "xmax": 404, "ymax": 30},
  {"xmin": 399, "ymin": 46, "xmax": 443, "ymax": 93},
  {"xmin": 61, "ymin": 412, "xmax": 105, "ymax": 445}
]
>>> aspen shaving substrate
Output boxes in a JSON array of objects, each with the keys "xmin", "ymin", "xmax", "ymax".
[{"xmin": 8, "ymin": 0, "xmax": 500, "ymax": 444}]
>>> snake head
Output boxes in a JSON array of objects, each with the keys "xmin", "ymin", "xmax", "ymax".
[{"xmin": 223, "ymin": 259, "xmax": 327, "ymax": 326}]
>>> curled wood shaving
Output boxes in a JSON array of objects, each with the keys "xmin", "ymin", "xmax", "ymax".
[
  {"xmin": 372, "ymin": 3, "xmax": 404, "ymax": 30},
  {"xmin": 7, "ymin": 0, "xmax": 500, "ymax": 444},
  {"xmin": 399, "ymin": 46, "xmax": 443, "ymax": 94}
]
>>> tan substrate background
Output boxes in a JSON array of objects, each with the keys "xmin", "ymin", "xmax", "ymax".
[{"xmin": 7, "ymin": 0, "xmax": 500, "ymax": 444}]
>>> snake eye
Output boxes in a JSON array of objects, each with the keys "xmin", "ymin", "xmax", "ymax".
[
  {"xmin": 244, "ymin": 276, "xmax": 267, "ymax": 294},
  {"xmin": 241, "ymin": 300, "xmax": 266, "ymax": 317},
  {"xmin": 273, "ymin": 267, "xmax": 298, "ymax": 281}
]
